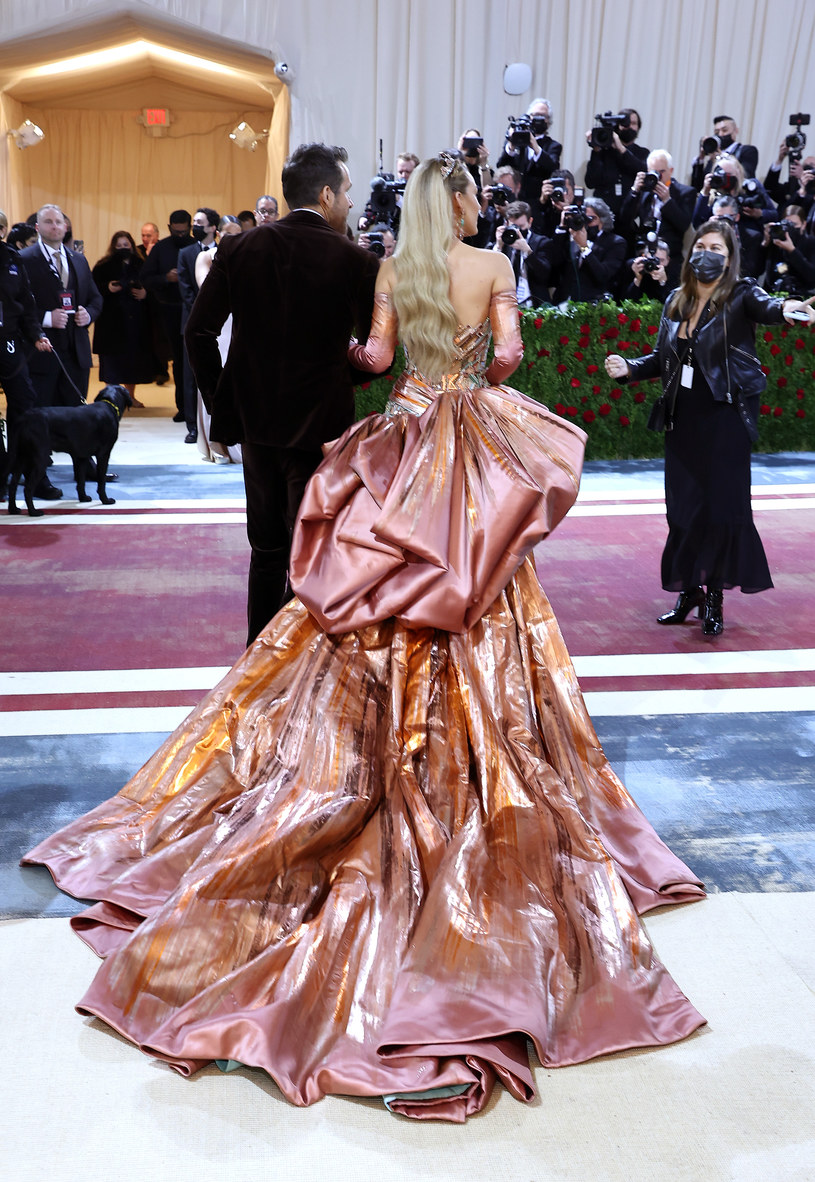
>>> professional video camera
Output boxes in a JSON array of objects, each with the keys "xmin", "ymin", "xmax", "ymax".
[
  {"xmin": 739, "ymin": 178, "xmax": 763, "ymax": 210},
  {"xmin": 589, "ymin": 111, "xmax": 632, "ymax": 150},
  {"xmin": 785, "ymin": 112, "xmax": 810, "ymax": 164},
  {"xmin": 504, "ymin": 113, "xmax": 549, "ymax": 148},
  {"xmin": 563, "ymin": 204, "xmax": 588, "ymax": 232},
  {"xmin": 708, "ymin": 165, "xmax": 738, "ymax": 194},
  {"xmin": 362, "ymin": 172, "xmax": 406, "ymax": 230}
]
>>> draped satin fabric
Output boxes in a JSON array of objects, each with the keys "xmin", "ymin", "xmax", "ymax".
[{"xmin": 23, "ymin": 292, "xmax": 705, "ymax": 1122}]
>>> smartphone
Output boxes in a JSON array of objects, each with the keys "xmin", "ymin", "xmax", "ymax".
[{"xmin": 72, "ymin": 240, "xmax": 85, "ymax": 253}]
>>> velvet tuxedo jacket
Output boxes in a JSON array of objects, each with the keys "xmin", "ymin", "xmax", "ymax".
[
  {"xmin": 19, "ymin": 243, "xmax": 102, "ymax": 371},
  {"xmin": 185, "ymin": 211, "xmax": 380, "ymax": 449}
]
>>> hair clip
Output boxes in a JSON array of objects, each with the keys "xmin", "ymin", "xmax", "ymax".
[{"xmin": 439, "ymin": 152, "xmax": 456, "ymax": 179}]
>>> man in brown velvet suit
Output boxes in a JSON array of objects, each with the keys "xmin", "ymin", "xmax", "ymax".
[{"xmin": 186, "ymin": 143, "xmax": 381, "ymax": 646}]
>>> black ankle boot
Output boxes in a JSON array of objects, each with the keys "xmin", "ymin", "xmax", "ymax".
[
  {"xmin": 702, "ymin": 588, "xmax": 724, "ymax": 636},
  {"xmin": 656, "ymin": 586, "xmax": 705, "ymax": 625}
]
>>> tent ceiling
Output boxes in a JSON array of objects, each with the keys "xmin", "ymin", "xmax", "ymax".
[{"xmin": 0, "ymin": 7, "xmax": 281, "ymax": 110}]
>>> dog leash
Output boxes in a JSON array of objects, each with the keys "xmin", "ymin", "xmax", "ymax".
[{"xmin": 50, "ymin": 347, "xmax": 88, "ymax": 403}]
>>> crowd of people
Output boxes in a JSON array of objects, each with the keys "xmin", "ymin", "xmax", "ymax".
[
  {"xmin": 361, "ymin": 101, "xmax": 815, "ymax": 310},
  {"xmin": 0, "ymin": 199, "xmax": 276, "ymax": 495}
]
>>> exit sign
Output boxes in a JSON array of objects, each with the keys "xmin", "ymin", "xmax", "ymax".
[{"xmin": 143, "ymin": 108, "xmax": 168, "ymax": 126}]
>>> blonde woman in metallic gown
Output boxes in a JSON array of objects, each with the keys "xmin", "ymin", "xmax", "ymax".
[{"xmin": 24, "ymin": 153, "xmax": 705, "ymax": 1122}]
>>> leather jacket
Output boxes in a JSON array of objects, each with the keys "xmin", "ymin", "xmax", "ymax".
[{"xmin": 625, "ymin": 278, "xmax": 786, "ymax": 441}]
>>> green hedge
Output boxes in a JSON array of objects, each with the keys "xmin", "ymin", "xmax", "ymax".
[{"xmin": 354, "ymin": 299, "xmax": 815, "ymax": 460}]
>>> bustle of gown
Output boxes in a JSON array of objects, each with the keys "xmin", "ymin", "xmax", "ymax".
[{"xmin": 23, "ymin": 290, "xmax": 705, "ymax": 1123}]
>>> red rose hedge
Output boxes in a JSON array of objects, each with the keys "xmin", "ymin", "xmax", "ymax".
[{"xmin": 355, "ymin": 299, "xmax": 815, "ymax": 458}]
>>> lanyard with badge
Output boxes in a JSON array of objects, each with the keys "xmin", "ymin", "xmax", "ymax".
[
  {"xmin": 680, "ymin": 303, "xmax": 711, "ymax": 388},
  {"xmin": 49, "ymin": 249, "xmax": 75, "ymax": 316}
]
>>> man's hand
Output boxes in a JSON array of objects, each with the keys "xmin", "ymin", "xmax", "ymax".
[
  {"xmin": 75, "ymin": 306, "xmax": 91, "ymax": 328},
  {"xmin": 108, "ymin": 280, "xmax": 122, "ymax": 293},
  {"xmin": 612, "ymin": 131, "xmax": 627, "ymax": 154},
  {"xmin": 776, "ymin": 141, "xmax": 789, "ymax": 165},
  {"xmin": 50, "ymin": 308, "xmax": 70, "ymax": 329},
  {"xmin": 166, "ymin": 268, "xmax": 179, "ymax": 283},
  {"xmin": 131, "ymin": 284, "xmax": 147, "ymax": 301},
  {"xmin": 605, "ymin": 353, "xmax": 630, "ymax": 379},
  {"xmin": 570, "ymin": 225, "xmax": 589, "ymax": 250},
  {"xmin": 632, "ymin": 171, "xmax": 646, "ymax": 194},
  {"xmin": 654, "ymin": 180, "xmax": 671, "ymax": 203},
  {"xmin": 34, "ymin": 336, "xmax": 52, "ymax": 352}
]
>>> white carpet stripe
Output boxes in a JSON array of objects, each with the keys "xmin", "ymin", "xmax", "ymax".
[
  {"xmin": 0, "ymin": 511, "xmax": 247, "ymax": 526},
  {"xmin": 3, "ymin": 684, "xmax": 815, "ymax": 735},
  {"xmin": 569, "ymin": 496, "xmax": 815, "ymax": 517},
  {"xmin": 3, "ymin": 650, "xmax": 813, "ymax": 698},
  {"xmin": 576, "ymin": 482, "xmax": 815, "ymax": 502}
]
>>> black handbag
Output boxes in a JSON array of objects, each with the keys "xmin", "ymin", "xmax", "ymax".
[{"xmin": 646, "ymin": 394, "xmax": 669, "ymax": 432}]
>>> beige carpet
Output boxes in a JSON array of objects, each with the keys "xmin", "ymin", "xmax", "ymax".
[{"xmin": 3, "ymin": 893, "xmax": 814, "ymax": 1182}]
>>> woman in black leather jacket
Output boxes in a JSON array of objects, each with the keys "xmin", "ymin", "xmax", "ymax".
[{"xmin": 605, "ymin": 219, "xmax": 814, "ymax": 636}]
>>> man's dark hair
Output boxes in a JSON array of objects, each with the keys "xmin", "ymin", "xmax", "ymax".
[
  {"xmin": 197, "ymin": 207, "xmax": 220, "ymax": 229},
  {"xmin": 282, "ymin": 143, "xmax": 348, "ymax": 209},
  {"xmin": 551, "ymin": 169, "xmax": 575, "ymax": 187},
  {"xmin": 169, "ymin": 209, "xmax": 191, "ymax": 225},
  {"xmin": 713, "ymin": 115, "xmax": 735, "ymax": 125},
  {"xmin": 505, "ymin": 201, "xmax": 532, "ymax": 220}
]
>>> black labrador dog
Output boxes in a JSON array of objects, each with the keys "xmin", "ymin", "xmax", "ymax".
[{"xmin": 8, "ymin": 384, "xmax": 132, "ymax": 516}]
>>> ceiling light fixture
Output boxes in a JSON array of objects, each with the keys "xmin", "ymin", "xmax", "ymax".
[{"xmin": 8, "ymin": 120, "xmax": 45, "ymax": 149}]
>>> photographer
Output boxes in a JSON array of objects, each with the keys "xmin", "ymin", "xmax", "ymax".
[
  {"xmin": 547, "ymin": 196, "xmax": 627, "ymax": 305},
  {"xmin": 709, "ymin": 195, "xmax": 764, "ymax": 279},
  {"xmin": 765, "ymin": 144, "xmax": 815, "ymax": 218},
  {"xmin": 457, "ymin": 128, "xmax": 493, "ymax": 193},
  {"xmin": 492, "ymin": 201, "xmax": 551, "ymax": 307},
  {"xmin": 496, "ymin": 97, "xmax": 562, "ymax": 204},
  {"xmin": 693, "ymin": 156, "xmax": 776, "ymax": 228},
  {"xmin": 357, "ymin": 223, "xmax": 395, "ymax": 259},
  {"xmin": 622, "ymin": 237, "xmax": 671, "ymax": 304},
  {"xmin": 531, "ymin": 169, "xmax": 576, "ymax": 239},
  {"xmin": 761, "ymin": 205, "xmax": 815, "ymax": 298},
  {"xmin": 618, "ymin": 150, "xmax": 695, "ymax": 285},
  {"xmin": 690, "ymin": 115, "xmax": 758, "ymax": 189},
  {"xmin": 585, "ymin": 108, "xmax": 649, "ymax": 214},
  {"xmin": 480, "ymin": 166, "xmax": 521, "ymax": 246}
]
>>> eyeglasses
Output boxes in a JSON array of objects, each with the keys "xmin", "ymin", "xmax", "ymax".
[{"xmin": 255, "ymin": 208, "xmax": 277, "ymax": 219}]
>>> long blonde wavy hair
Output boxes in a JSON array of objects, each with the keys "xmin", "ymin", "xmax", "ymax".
[{"xmin": 392, "ymin": 154, "xmax": 472, "ymax": 380}]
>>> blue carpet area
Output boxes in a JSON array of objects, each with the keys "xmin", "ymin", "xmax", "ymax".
[
  {"xmin": 3, "ymin": 711, "xmax": 814, "ymax": 920},
  {"xmin": 43, "ymin": 462, "xmax": 246, "ymax": 501}
]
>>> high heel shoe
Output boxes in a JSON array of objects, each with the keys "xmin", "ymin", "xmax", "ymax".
[
  {"xmin": 702, "ymin": 588, "xmax": 724, "ymax": 636},
  {"xmin": 656, "ymin": 586, "xmax": 705, "ymax": 625}
]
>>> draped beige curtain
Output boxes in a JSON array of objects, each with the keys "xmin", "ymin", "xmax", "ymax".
[{"xmin": 1, "ymin": 0, "xmax": 815, "ymax": 252}]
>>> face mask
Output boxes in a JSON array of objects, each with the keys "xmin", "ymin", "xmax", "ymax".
[
  {"xmin": 717, "ymin": 133, "xmax": 734, "ymax": 150},
  {"xmin": 191, "ymin": 225, "xmax": 208, "ymax": 242},
  {"xmin": 619, "ymin": 127, "xmax": 637, "ymax": 145},
  {"xmin": 115, "ymin": 246, "xmax": 131, "ymax": 254},
  {"xmin": 587, "ymin": 224, "xmax": 600, "ymax": 241},
  {"xmin": 689, "ymin": 250, "xmax": 727, "ymax": 283}
]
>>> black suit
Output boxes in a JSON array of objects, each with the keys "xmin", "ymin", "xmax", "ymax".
[
  {"xmin": 20, "ymin": 243, "xmax": 102, "ymax": 404},
  {"xmin": 499, "ymin": 231, "xmax": 551, "ymax": 306},
  {"xmin": 140, "ymin": 231, "xmax": 194, "ymax": 414},
  {"xmin": 496, "ymin": 136, "xmax": 562, "ymax": 205},
  {"xmin": 547, "ymin": 229, "xmax": 628, "ymax": 304},
  {"xmin": 585, "ymin": 141, "xmax": 649, "ymax": 213},
  {"xmin": 690, "ymin": 142, "xmax": 759, "ymax": 189},
  {"xmin": 177, "ymin": 240, "xmax": 205, "ymax": 433},
  {"xmin": 186, "ymin": 212, "xmax": 380, "ymax": 643}
]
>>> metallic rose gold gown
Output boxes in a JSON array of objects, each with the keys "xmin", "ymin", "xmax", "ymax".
[{"xmin": 23, "ymin": 292, "xmax": 705, "ymax": 1122}]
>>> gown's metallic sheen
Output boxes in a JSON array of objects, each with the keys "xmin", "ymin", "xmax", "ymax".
[{"xmin": 24, "ymin": 292, "xmax": 705, "ymax": 1122}]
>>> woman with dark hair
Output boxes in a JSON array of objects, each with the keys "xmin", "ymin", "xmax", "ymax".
[
  {"xmin": 607, "ymin": 219, "xmax": 815, "ymax": 634},
  {"xmin": 6, "ymin": 222, "xmax": 38, "ymax": 252},
  {"xmin": 26, "ymin": 154, "xmax": 707, "ymax": 1121},
  {"xmin": 91, "ymin": 230, "xmax": 155, "ymax": 406}
]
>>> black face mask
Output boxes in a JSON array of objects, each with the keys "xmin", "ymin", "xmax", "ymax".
[
  {"xmin": 619, "ymin": 126, "xmax": 637, "ymax": 145},
  {"xmin": 115, "ymin": 246, "xmax": 131, "ymax": 254},
  {"xmin": 191, "ymin": 225, "xmax": 209, "ymax": 242},
  {"xmin": 587, "ymin": 224, "xmax": 600, "ymax": 241},
  {"xmin": 689, "ymin": 250, "xmax": 727, "ymax": 283},
  {"xmin": 717, "ymin": 133, "xmax": 734, "ymax": 150}
]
